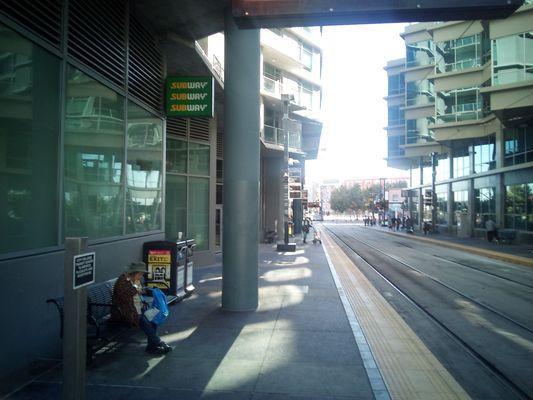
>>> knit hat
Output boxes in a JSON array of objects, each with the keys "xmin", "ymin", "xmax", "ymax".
[{"xmin": 125, "ymin": 261, "xmax": 147, "ymax": 274}]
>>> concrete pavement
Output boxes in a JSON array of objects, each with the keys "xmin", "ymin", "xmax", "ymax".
[{"xmin": 6, "ymin": 242, "xmax": 375, "ymax": 400}]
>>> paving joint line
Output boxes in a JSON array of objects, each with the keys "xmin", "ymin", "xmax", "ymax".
[{"xmin": 251, "ymin": 293, "xmax": 284, "ymax": 394}]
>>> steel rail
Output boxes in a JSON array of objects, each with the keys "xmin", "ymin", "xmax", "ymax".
[
  {"xmin": 365, "ymin": 227, "xmax": 533, "ymax": 289},
  {"xmin": 324, "ymin": 225, "xmax": 532, "ymax": 400},
  {"xmin": 431, "ymin": 254, "xmax": 533, "ymax": 290},
  {"xmin": 333, "ymin": 228, "xmax": 533, "ymax": 335}
]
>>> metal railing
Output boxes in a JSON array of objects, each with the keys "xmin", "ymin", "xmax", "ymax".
[
  {"xmin": 261, "ymin": 77, "xmax": 316, "ymax": 110},
  {"xmin": 436, "ymin": 103, "xmax": 487, "ymax": 124},
  {"xmin": 263, "ymin": 124, "xmax": 301, "ymax": 150},
  {"xmin": 263, "ymin": 75, "xmax": 281, "ymax": 96}
]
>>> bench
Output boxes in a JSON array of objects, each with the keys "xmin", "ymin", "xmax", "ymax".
[
  {"xmin": 47, "ymin": 278, "xmax": 177, "ymax": 362},
  {"xmin": 498, "ymin": 229, "xmax": 516, "ymax": 244}
]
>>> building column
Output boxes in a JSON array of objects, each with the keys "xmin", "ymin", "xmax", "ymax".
[
  {"xmin": 496, "ymin": 173, "xmax": 505, "ymax": 228},
  {"xmin": 447, "ymin": 183, "xmax": 453, "ymax": 233},
  {"xmin": 222, "ymin": 9, "xmax": 260, "ymax": 311},
  {"xmin": 468, "ymin": 178, "xmax": 475, "ymax": 237},
  {"xmin": 418, "ymin": 188, "xmax": 424, "ymax": 231}
]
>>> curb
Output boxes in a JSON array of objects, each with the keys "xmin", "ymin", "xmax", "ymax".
[{"xmin": 381, "ymin": 229, "xmax": 533, "ymax": 268}]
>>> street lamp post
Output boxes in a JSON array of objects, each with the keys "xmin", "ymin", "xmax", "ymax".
[
  {"xmin": 431, "ymin": 152, "xmax": 438, "ymax": 233},
  {"xmin": 277, "ymin": 94, "xmax": 296, "ymax": 252}
]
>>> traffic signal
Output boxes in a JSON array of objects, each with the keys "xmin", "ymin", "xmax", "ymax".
[{"xmin": 424, "ymin": 189, "xmax": 433, "ymax": 206}]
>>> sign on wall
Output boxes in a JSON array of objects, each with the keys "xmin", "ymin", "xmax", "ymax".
[
  {"xmin": 73, "ymin": 252, "xmax": 95, "ymax": 289},
  {"xmin": 166, "ymin": 76, "xmax": 214, "ymax": 118}
]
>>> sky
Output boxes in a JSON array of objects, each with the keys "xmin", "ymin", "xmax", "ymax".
[{"xmin": 306, "ymin": 23, "xmax": 409, "ymax": 184}]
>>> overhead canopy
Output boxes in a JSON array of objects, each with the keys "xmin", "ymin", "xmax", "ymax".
[
  {"xmin": 232, "ymin": 0, "xmax": 524, "ymax": 28},
  {"xmin": 233, "ymin": 0, "xmax": 523, "ymax": 28},
  {"xmin": 132, "ymin": 0, "xmax": 523, "ymax": 41}
]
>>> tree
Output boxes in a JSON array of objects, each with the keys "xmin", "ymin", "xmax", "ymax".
[
  {"xmin": 330, "ymin": 184, "xmax": 365, "ymax": 214},
  {"xmin": 330, "ymin": 186, "xmax": 351, "ymax": 213}
]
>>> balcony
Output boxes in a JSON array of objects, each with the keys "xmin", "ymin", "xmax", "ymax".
[
  {"xmin": 261, "ymin": 76, "xmax": 317, "ymax": 111},
  {"xmin": 406, "ymin": 129, "xmax": 434, "ymax": 144},
  {"xmin": 263, "ymin": 75, "xmax": 282, "ymax": 97},
  {"xmin": 263, "ymin": 124, "xmax": 302, "ymax": 150},
  {"xmin": 442, "ymin": 58, "xmax": 481, "ymax": 73},
  {"xmin": 436, "ymin": 102, "xmax": 487, "ymax": 124}
]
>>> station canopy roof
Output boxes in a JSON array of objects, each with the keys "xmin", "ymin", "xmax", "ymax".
[{"xmin": 132, "ymin": 0, "xmax": 523, "ymax": 40}]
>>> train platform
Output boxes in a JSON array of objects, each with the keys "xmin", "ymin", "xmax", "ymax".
[
  {"xmin": 373, "ymin": 224, "xmax": 533, "ymax": 266},
  {"xmin": 6, "ymin": 234, "xmax": 478, "ymax": 400}
]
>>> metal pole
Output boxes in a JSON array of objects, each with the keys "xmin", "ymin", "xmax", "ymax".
[
  {"xmin": 282, "ymin": 96, "xmax": 290, "ymax": 245},
  {"xmin": 222, "ymin": 8, "xmax": 260, "ymax": 311},
  {"xmin": 63, "ymin": 237, "xmax": 88, "ymax": 400},
  {"xmin": 431, "ymin": 152, "xmax": 438, "ymax": 232}
]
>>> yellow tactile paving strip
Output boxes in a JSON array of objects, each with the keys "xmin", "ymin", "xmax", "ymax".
[{"xmin": 322, "ymin": 231, "xmax": 471, "ymax": 400}]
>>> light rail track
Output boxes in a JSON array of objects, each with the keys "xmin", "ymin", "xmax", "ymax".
[
  {"xmin": 431, "ymin": 254, "xmax": 533, "ymax": 290},
  {"xmin": 369, "ymin": 227, "xmax": 533, "ymax": 288},
  {"xmin": 324, "ymin": 225, "xmax": 532, "ymax": 400}
]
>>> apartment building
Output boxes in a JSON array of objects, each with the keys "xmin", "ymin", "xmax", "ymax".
[
  {"xmin": 200, "ymin": 27, "xmax": 323, "ymax": 241},
  {"xmin": 385, "ymin": 2, "xmax": 533, "ymax": 242}
]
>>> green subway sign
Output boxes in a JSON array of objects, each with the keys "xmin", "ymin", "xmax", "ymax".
[{"xmin": 166, "ymin": 76, "xmax": 214, "ymax": 117}]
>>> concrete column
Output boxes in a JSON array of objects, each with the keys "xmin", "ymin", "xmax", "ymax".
[
  {"xmin": 418, "ymin": 188, "xmax": 424, "ymax": 231},
  {"xmin": 447, "ymin": 183, "xmax": 453, "ymax": 232},
  {"xmin": 496, "ymin": 173, "xmax": 505, "ymax": 228},
  {"xmin": 222, "ymin": 9, "xmax": 260, "ymax": 311},
  {"xmin": 468, "ymin": 179, "xmax": 475, "ymax": 237},
  {"xmin": 495, "ymin": 122, "xmax": 504, "ymax": 169}
]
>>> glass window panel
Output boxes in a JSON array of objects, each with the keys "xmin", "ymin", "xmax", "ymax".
[
  {"xmin": 493, "ymin": 32, "xmax": 533, "ymax": 85},
  {"xmin": 188, "ymin": 177, "xmax": 209, "ymax": 251},
  {"xmin": 406, "ymin": 80, "xmax": 434, "ymax": 106},
  {"xmin": 504, "ymin": 125, "xmax": 533, "ymax": 166},
  {"xmin": 411, "ymin": 165, "xmax": 421, "ymax": 186},
  {"xmin": 65, "ymin": 67, "xmax": 124, "ymax": 238},
  {"xmin": 165, "ymin": 175, "xmax": 187, "ymax": 241},
  {"xmin": 0, "ymin": 25, "xmax": 60, "ymax": 254},
  {"xmin": 453, "ymin": 190, "xmax": 469, "ymax": 224},
  {"xmin": 126, "ymin": 101, "xmax": 163, "ymax": 233},
  {"xmin": 406, "ymin": 40, "xmax": 434, "ymax": 67},
  {"xmin": 167, "ymin": 138, "xmax": 187, "ymax": 173},
  {"xmin": 436, "ymin": 156, "xmax": 450, "ymax": 182},
  {"xmin": 505, "ymin": 183, "xmax": 533, "ymax": 231},
  {"xmin": 436, "ymin": 186, "xmax": 448, "ymax": 225},
  {"xmin": 474, "ymin": 187, "xmax": 495, "ymax": 228},
  {"xmin": 189, "ymin": 142, "xmax": 210, "ymax": 176},
  {"xmin": 422, "ymin": 165, "xmax": 432, "ymax": 186}
]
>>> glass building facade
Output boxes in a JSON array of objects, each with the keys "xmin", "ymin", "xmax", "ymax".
[
  {"xmin": 387, "ymin": 6, "xmax": 533, "ymax": 240},
  {"xmin": 166, "ymin": 136, "xmax": 211, "ymax": 251},
  {"xmin": 493, "ymin": 31, "xmax": 533, "ymax": 85},
  {"xmin": 0, "ymin": 19, "xmax": 166, "ymax": 258},
  {"xmin": 406, "ymin": 39, "xmax": 435, "ymax": 68},
  {"xmin": 0, "ymin": 25, "xmax": 61, "ymax": 254},
  {"xmin": 436, "ymin": 33, "xmax": 489, "ymax": 73}
]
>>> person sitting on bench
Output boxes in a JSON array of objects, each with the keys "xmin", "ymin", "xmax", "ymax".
[{"xmin": 111, "ymin": 262, "xmax": 171, "ymax": 355}]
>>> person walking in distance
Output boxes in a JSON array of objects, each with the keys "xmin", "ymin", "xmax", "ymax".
[
  {"xmin": 302, "ymin": 217, "xmax": 312, "ymax": 244},
  {"xmin": 485, "ymin": 218, "xmax": 498, "ymax": 243}
]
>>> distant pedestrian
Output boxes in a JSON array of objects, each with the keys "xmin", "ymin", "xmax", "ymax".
[
  {"xmin": 485, "ymin": 218, "xmax": 498, "ymax": 243},
  {"xmin": 406, "ymin": 217, "xmax": 413, "ymax": 233},
  {"xmin": 302, "ymin": 217, "xmax": 312, "ymax": 243}
]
